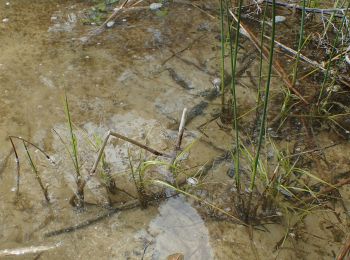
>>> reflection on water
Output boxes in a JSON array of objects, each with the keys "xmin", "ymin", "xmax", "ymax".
[{"xmin": 149, "ymin": 196, "xmax": 213, "ymax": 259}]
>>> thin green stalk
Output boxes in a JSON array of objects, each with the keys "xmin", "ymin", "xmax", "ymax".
[
  {"xmin": 127, "ymin": 149, "xmax": 145, "ymax": 204},
  {"xmin": 256, "ymin": 1, "xmax": 268, "ymax": 107},
  {"xmin": 317, "ymin": 3, "xmax": 349, "ymax": 104},
  {"xmin": 226, "ymin": 0, "xmax": 243, "ymax": 190},
  {"xmin": 64, "ymin": 93, "xmax": 80, "ymax": 178},
  {"xmin": 292, "ymin": 0, "xmax": 306, "ymax": 86},
  {"xmin": 23, "ymin": 141, "xmax": 50, "ymax": 202},
  {"xmin": 254, "ymin": 0, "xmax": 268, "ymax": 145},
  {"xmin": 250, "ymin": 0, "xmax": 277, "ymax": 192},
  {"xmin": 220, "ymin": 0, "xmax": 226, "ymax": 112}
]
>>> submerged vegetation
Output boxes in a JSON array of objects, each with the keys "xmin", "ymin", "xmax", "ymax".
[{"xmin": 2, "ymin": 0, "xmax": 350, "ymax": 258}]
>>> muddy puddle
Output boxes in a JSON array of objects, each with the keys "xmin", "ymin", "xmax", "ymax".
[{"xmin": 0, "ymin": 0, "xmax": 349, "ymax": 259}]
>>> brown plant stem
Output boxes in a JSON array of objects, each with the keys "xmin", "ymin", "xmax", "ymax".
[{"xmin": 337, "ymin": 236, "xmax": 350, "ymax": 260}]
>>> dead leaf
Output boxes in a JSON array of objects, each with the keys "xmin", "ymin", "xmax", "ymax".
[{"xmin": 167, "ymin": 253, "xmax": 185, "ymax": 260}]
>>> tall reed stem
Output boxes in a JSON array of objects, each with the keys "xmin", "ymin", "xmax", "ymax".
[
  {"xmin": 226, "ymin": 0, "xmax": 243, "ymax": 191},
  {"xmin": 255, "ymin": 1, "xmax": 268, "ymax": 131},
  {"xmin": 246, "ymin": 0, "xmax": 277, "ymax": 220},
  {"xmin": 220, "ymin": 0, "xmax": 226, "ymax": 113}
]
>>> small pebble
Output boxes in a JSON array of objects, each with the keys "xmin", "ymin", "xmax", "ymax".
[
  {"xmin": 212, "ymin": 78, "xmax": 221, "ymax": 92},
  {"xmin": 275, "ymin": 16, "xmax": 286, "ymax": 23},
  {"xmin": 227, "ymin": 166, "xmax": 235, "ymax": 178},
  {"xmin": 2, "ymin": 18, "xmax": 9, "ymax": 23},
  {"xmin": 186, "ymin": 177, "xmax": 199, "ymax": 186},
  {"xmin": 149, "ymin": 2, "xmax": 162, "ymax": 11},
  {"xmin": 106, "ymin": 21, "xmax": 115, "ymax": 28},
  {"xmin": 267, "ymin": 150, "xmax": 274, "ymax": 160},
  {"xmin": 345, "ymin": 55, "xmax": 350, "ymax": 65}
]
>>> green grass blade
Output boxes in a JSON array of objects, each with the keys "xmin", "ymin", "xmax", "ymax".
[
  {"xmin": 64, "ymin": 92, "xmax": 80, "ymax": 178},
  {"xmin": 226, "ymin": 0, "xmax": 243, "ymax": 190},
  {"xmin": 250, "ymin": 0, "xmax": 277, "ymax": 191}
]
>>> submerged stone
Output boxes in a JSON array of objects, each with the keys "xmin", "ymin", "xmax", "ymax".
[
  {"xmin": 227, "ymin": 166, "xmax": 235, "ymax": 178},
  {"xmin": 106, "ymin": 21, "xmax": 115, "ymax": 28},
  {"xmin": 275, "ymin": 16, "xmax": 286, "ymax": 24},
  {"xmin": 186, "ymin": 177, "xmax": 199, "ymax": 186},
  {"xmin": 150, "ymin": 3, "xmax": 162, "ymax": 11}
]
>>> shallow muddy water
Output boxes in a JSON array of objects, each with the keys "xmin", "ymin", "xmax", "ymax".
[{"xmin": 0, "ymin": 0, "xmax": 349, "ymax": 259}]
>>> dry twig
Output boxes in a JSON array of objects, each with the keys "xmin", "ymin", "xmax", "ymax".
[
  {"xmin": 337, "ymin": 236, "xmax": 350, "ymax": 260},
  {"xmin": 261, "ymin": 0, "xmax": 346, "ymax": 18}
]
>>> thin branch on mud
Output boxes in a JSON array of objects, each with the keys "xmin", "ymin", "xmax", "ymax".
[
  {"xmin": 282, "ymin": 142, "xmax": 342, "ymax": 159},
  {"xmin": 91, "ymin": 131, "xmax": 171, "ymax": 176},
  {"xmin": 8, "ymin": 136, "xmax": 55, "ymax": 164},
  {"xmin": 269, "ymin": 36, "xmax": 350, "ymax": 89},
  {"xmin": 268, "ymin": 36, "xmax": 324, "ymax": 70},
  {"xmin": 47, "ymin": 192, "xmax": 180, "ymax": 238},
  {"xmin": 45, "ymin": 199, "xmax": 140, "ymax": 237},
  {"xmin": 261, "ymin": 0, "xmax": 347, "ymax": 18},
  {"xmin": 298, "ymin": 175, "xmax": 350, "ymax": 206}
]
